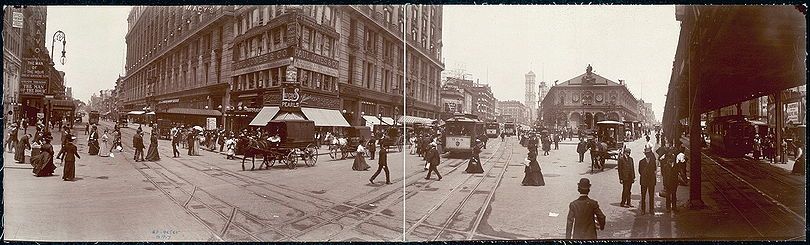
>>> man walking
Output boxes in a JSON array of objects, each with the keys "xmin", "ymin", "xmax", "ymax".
[
  {"xmin": 565, "ymin": 178, "xmax": 606, "ymax": 239},
  {"xmin": 367, "ymin": 138, "xmax": 376, "ymax": 160},
  {"xmin": 553, "ymin": 133, "xmax": 560, "ymax": 150},
  {"xmin": 171, "ymin": 127, "xmax": 181, "ymax": 158},
  {"xmin": 369, "ymin": 144, "xmax": 390, "ymax": 185},
  {"xmin": 6, "ymin": 124, "xmax": 18, "ymax": 153},
  {"xmin": 617, "ymin": 148, "xmax": 635, "ymax": 208},
  {"xmin": 638, "ymin": 147, "xmax": 657, "ymax": 215},
  {"xmin": 425, "ymin": 142, "xmax": 442, "ymax": 181},
  {"xmin": 576, "ymin": 138, "xmax": 588, "ymax": 163},
  {"xmin": 133, "ymin": 131, "xmax": 145, "ymax": 162}
]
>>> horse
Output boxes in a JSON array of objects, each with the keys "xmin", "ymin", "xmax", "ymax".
[{"xmin": 241, "ymin": 137, "xmax": 273, "ymax": 171}]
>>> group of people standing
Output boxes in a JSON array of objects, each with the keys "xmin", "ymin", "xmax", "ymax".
[{"xmin": 8, "ymin": 123, "xmax": 79, "ymax": 181}]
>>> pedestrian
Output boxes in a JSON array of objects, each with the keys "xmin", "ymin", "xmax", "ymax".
[
  {"xmin": 500, "ymin": 132, "xmax": 505, "ymax": 142},
  {"xmin": 425, "ymin": 142, "xmax": 442, "ymax": 181},
  {"xmin": 31, "ymin": 133, "xmax": 56, "ymax": 177},
  {"xmin": 170, "ymin": 127, "xmax": 180, "ymax": 157},
  {"xmin": 617, "ymin": 148, "xmax": 635, "ymax": 208},
  {"xmin": 88, "ymin": 125, "xmax": 99, "ymax": 155},
  {"xmin": 56, "ymin": 135, "xmax": 80, "ymax": 181},
  {"xmin": 480, "ymin": 134, "xmax": 488, "ymax": 149},
  {"xmin": 661, "ymin": 146, "xmax": 678, "ymax": 212},
  {"xmin": 15, "ymin": 133, "xmax": 31, "ymax": 163},
  {"xmin": 369, "ymin": 143, "xmax": 390, "ymax": 185},
  {"xmin": 791, "ymin": 141, "xmax": 805, "ymax": 175},
  {"xmin": 146, "ymin": 131, "xmax": 161, "ymax": 161},
  {"xmin": 597, "ymin": 141, "xmax": 608, "ymax": 171},
  {"xmin": 542, "ymin": 135, "xmax": 551, "ymax": 156},
  {"xmin": 674, "ymin": 145, "xmax": 688, "ymax": 186},
  {"xmin": 367, "ymin": 138, "xmax": 377, "ymax": 160},
  {"xmin": 553, "ymin": 133, "xmax": 560, "ymax": 150},
  {"xmin": 99, "ymin": 130, "xmax": 111, "ymax": 157},
  {"xmin": 565, "ymin": 178, "xmax": 606, "ymax": 239},
  {"xmin": 7, "ymin": 124, "xmax": 19, "ymax": 153},
  {"xmin": 638, "ymin": 147, "xmax": 657, "ymax": 215},
  {"xmin": 133, "ymin": 131, "xmax": 145, "ymax": 162},
  {"xmin": 466, "ymin": 139, "xmax": 484, "ymax": 174},
  {"xmin": 576, "ymin": 138, "xmax": 588, "ymax": 163},
  {"xmin": 187, "ymin": 128, "xmax": 195, "ymax": 156},
  {"xmin": 753, "ymin": 134, "xmax": 762, "ymax": 160},
  {"xmin": 193, "ymin": 130, "xmax": 203, "ymax": 156},
  {"xmin": 113, "ymin": 128, "xmax": 123, "ymax": 152},
  {"xmin": 85, "ymin": 123, "xmax": 89, "ymax": 135},
  {"xmin": 409, "ymin": 136, "xmax": 417, "ymax": 155},
  {"xmin": 352, "ymin": 140, "xmax": 371, "ymax": 171},
  {"xmin": 225, "ymin": 137, "xmax": 236, "ymax": 160},
  {"xmin": 522, "ymin": 150, "xmax": 545, "ymax": 186}
]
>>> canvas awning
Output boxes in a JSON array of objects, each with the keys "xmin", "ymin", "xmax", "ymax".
[
  {"xmin": 146, "ymin": 111, "xmax": 156, "ymax": 115},
  {"xmin": 127, "ymin": 111, "xmax": 146, "ymax": 115},
  {"xmin": 248, "ymin": 106, "xmax": 280, "ymax": 126},
  {"xmin": 398, "ymin": 115, "xmax": 434, "ymax": 125},
  {"xmin": 301, "ymin": 108, "xmax": 351, "ymax": 127},
  {"xmin": 362, "ymin": 115, "xmax": 395, "ymax": 127}
]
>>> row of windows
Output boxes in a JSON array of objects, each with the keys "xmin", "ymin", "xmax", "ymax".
[
  {"xmin": 232, "ymin": 67, "xmax": 337, "ymax": 93},
  {"xmin": 235, "ymin": 5, "xmax": 336, "ymax": 36}
]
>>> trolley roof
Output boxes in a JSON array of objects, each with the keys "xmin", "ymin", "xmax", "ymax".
[{"xmin": 596, "ymin": 120, "xmax": 624, "ymax": 125}]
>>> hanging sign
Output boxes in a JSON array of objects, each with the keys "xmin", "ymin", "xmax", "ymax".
[
  {"xmin": 281, "ymin": 86, "xmax": 301, "ymax": 108},
  {"xmin": 12, "ymin": 11, "xmax": 23, "ymax": 28}
]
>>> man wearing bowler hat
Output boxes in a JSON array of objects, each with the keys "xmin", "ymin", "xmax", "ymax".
[{"xmin": 565, "ymin": 178, "xmax": 606, "ymax": 239}]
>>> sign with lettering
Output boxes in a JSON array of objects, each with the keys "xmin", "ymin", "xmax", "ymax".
[
  {"xmin": 293, "ymin": 49, "xmax": 339, "ymax": 69},
  {"xmin": 284, "ymin": 65, "xmax": 298, "ymax": 83},
  {"xmin": 786, "ymin": 102, "xmax": 799, "ymax": 123},
  {"xmin": 232, "ymin": 48, "xmax": 292, "ymax": 71},
  {"xmin": 20, "ymin": 79, "xmax": 47, "ymax": 96},
  {"xmin": 184, "ymin": 6, "xmax": 219, "ymax": 14},
  {"xmin": 281, "ymin": 86, "xmax": 301, "ymax": 108},
  {"xmin": 22, "ymin": 58, "xmax": 48, "ymax": 79},
  {"xmin": 294, "ymin": 59, "xmax": 339, "ymax": 77},
  {"xmin": 12, "ymin": 11, "xmax": 23, "ymax": 28},
  {"xmin": 206, "ymin": 117, "xmax": 217, "ymax": 130}
]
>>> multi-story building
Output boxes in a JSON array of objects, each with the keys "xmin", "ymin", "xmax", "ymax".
[
  {"xmin": 3, "ymin": 6, "xmax": 24, "ymax": 123},
  {"xmin": 404, "ymin": 5, "xmax": 443, "ymax": 120},
  {"xmin": 340, "ymin": 5, "xmax": 409, "ymax": 127},
  {"xmin": 121, "ymin": 6, "xmax": 235, "ymax": 127},
  {"xmin": 537, "ymin": 79, "xmax": 548, "ymax": 121},
  {"xmin": 443, "ymin": 77, "xmax": 494, "ymax": 121},
  {"xmin": 539, "ymin": 65, "xmax": 641, "ymax": 131},
  {"xmin": 440, "ymin": 82, "xmax": 464, "ymax": 116},
  {"xmin": 524, "ymin": 71, "xmax": 536, "ymax": 122},
  {"xmin": 498, "ymin": 100, "xmax": 528, "ymax": 125}
]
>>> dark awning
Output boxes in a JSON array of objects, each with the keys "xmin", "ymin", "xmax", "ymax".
[
  {"xmin": 162, "ymin": 108, "xmax": 222, "ymax": 117},
  {"xmin": 50, "ymin": 99, "xmax": 76, "ymax": 111}
]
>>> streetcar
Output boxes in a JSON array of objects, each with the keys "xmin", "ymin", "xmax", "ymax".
[
  {"xmin": 595, "ymin": 120, "xmax": 625, "ymax": 160},
  {"xmin": 443, "ymin": 114, "xmax": 483, "ymax": 155},
  {"xmin": 485, "ymin": 121, "xmax": 500, "ymax": 138},
  {"xmin": 88, "ymin": 110, "xmax": 100, "ymax": 125},
  {"xmin": 707, "ymin": 115, "xmax": 755, "ymax": 157},
  {"xmin": 503, "ymin": 122, "xmax": 516, "ymax": 136}
]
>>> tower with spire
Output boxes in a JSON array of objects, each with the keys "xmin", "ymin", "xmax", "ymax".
[{"xmin": 525, "ymin": 71, "xmax": 537, "ymax": 122}]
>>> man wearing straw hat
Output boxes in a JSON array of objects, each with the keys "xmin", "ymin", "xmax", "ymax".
[{"xmin": 565, "ymin": 178, "xmax": 606, "ymax": 239}]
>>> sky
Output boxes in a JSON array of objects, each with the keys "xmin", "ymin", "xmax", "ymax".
[
  {"xmin": 442, "ymin": 5, "xmax": 681, "ymax": 122},
  {"xmin": 45, "ymin": 6, "xmax": 130, "ymax": 103}
]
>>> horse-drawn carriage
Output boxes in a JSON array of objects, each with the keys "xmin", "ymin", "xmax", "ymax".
[
  {"xmin": 329, "ymin": 126, "xmax": 371, "ymax": 160},
  {"xmin": 241, "ymin": 119, "xmax": 319, "ymax": 170},
  {"xmin": 378, "ymin": 126, "xmax": 403, "ymax": 152}
]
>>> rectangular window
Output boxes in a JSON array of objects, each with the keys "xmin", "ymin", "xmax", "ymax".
[
  {"xmin": 348, "ymin": 56, "xmax": 355, "ymax": 85},
  {"xmin": 301, "ymin": 27, "xmax": 311, "ymax": 51},
  {"xmin": 323, "ymin": 37, "xmax": 332, "ymax": 58},
  {"xmin": 315, "ymin": 32, "xmax": 323, "ymax": 55}
]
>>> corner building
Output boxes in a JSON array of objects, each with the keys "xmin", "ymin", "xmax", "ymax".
[
  {"xmin": 121, "ymin": 6, "xmax": 235, "ymax": 126},
  {"xmin": 404, "ymin": 5, "xmax": 444, "ymax": 121}
]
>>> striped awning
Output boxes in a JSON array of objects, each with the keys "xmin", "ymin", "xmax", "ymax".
[
  {"xmin": 248, "ymin": 106, "xmax": 280, "ymax": 126},
  {"xmin": 362, "ymin": 116, "xmax": 395, "ymax": 127},
  {"xmin": 301, "ymin": 108, "xmax": 351, "ymax": 127},
  {"xmin": 398, "ymin": 115, "xmax": 434, "ymax": 125}
]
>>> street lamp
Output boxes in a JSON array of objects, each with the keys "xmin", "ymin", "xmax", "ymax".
[{"xmin": 51, "ymin": 31, "xmax": 66, "ymax": 65}]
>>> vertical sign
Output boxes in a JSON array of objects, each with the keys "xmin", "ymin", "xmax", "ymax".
[
  {"xmin": 12, "ymin": 11, "xmax": 23, "ymax": 28},
  {"xmin": 206, "ymin": 117, "xmax": 217, "ymax": 130},
  {"xmin": 786, "ymin": 102, "xmax": 799, "ymax": 124}
]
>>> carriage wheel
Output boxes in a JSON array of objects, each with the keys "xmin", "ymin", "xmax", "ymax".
[
  {"xmin": 304, "ymin": 144, "xmax": 318, "ymax": 167},
  {"xmin": 286, "ymin": 151, "xmax": 298, "ymax": 169}
]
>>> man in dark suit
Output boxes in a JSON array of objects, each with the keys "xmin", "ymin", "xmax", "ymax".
[
  {"xmin": 617, "ymin": 148, "xmax": 635, "ymax": 208},
  {"xmin": 589, "ymin": 139, "xmax": 599, "ymax": 170},
  {"xmin": 171, "ymin": 127, "xmax": 180, "ymax": 158},
  {"xmin": 576, "ymin": 138, "xmax": 588, "ymax": 163},
  {"xmin": 133, "ymin": 132, "xmax": 145, "ymax": 162},
  {"xmin": 425, "ymin": 143, "xmax": 442, "ymax": 180},
  {"xmin": 638, "ymin": 147, "xmax": 658, "ymax": 215},
  {"xmin": 369, "ymin": 144, "xmax": 390, "ymax": 185},
  {"xmin": 565, "ymin": 178, "xmax": 606, "ymax": 239},
  {"xmin": 367, "ymin": 138, "xmax": 376, "ymax": 160}
]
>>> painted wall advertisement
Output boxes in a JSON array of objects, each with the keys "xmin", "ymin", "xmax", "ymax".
[
  {"xmin": 20, "ymin": 79, "xmax": 47, "ymax": 96},
  {"xmin": 206, "ymin": 117, "xmax": 217, "ymax": 130},
  {"xmin": 786, "ymin": 102, "xmax": 800, "ymax": 124}
]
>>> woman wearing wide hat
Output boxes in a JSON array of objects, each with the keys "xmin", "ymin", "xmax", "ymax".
[
  {"xmin": 522, "ymin": 150, "xmax": 545, "ymax": 186},
  {"xmin": 31, "ymin": 132, "xmax": 56, "ymax": 177},
  {"xmin": 146, "ymin": 131, "xmax": 161, "ymax": 161},
  {"xmin": 57, "ymin": 135, "xmax": 80, "ymax": 181}
]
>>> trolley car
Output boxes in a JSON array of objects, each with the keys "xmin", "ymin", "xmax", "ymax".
[
  {"xmin": 707, "ymin": 115, "xmax": 755, "ymax": 157},
  {"xmin": 503, "ymin": 122, "xmax": 516, "ymax": 136},
  {"xmin": 485, "ymin": 121, "xmax": 500, "ymax": 138},
  {"xmin": 443, "ymin": 114, "xmax": 483, "ymax": 155}
]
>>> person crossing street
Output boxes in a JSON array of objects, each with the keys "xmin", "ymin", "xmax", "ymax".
[
  {"xmin": 425, "ymin": 142, "xmax": 442, "ymax": 181},
  {"xmin": 369, "ymin": 143, "xmax": 390, "ymax": 185}
]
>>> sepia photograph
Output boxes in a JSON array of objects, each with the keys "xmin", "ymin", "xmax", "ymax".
[{"xmin": 1, "ymin": 4, "xmax": 806, "ymax": 242}]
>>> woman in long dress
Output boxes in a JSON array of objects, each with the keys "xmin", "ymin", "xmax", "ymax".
[
  {"xmin": 352, "ymin": 140, "xmax": 371, "ymax": 171},
  {"xmin": 190, "ymin": 130, "xmax": 201, "ymax": 156},
  {"xmin": 31, "ymin": 134, "xmax": 56, "ymax": 177},
  {"xmin": 88, "ymin": 126, "xmax": 99, "ymax": 155},
  {"xmin": 99, "ymin": 130, "xmax": 110, "ymax": 157},
  {"xmin": 15, "ymin": 134, "xmax": 31, "ymax": 163},
  {"xmin": 522, "ymin": 150, "xmax": 545, "ymax": 186},
  {"xmin": 146, "ymin": 131, "xmax": 161, "ymax": 161}
]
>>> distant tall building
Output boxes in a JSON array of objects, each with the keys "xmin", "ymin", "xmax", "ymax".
[
  {"xmin": 538, "ymin": 80, "xmax": 548, "ymax": 119},
  {"xmin": 525, "ymin": 71, "xmax": 536, "ymax": 122}
]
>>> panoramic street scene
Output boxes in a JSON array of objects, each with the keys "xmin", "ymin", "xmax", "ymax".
[{"xmin": 2, "ymin": 5, "xmax": 806, "ymax": 242}]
